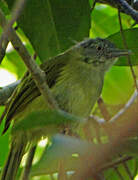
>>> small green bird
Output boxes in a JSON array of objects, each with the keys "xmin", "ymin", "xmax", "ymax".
[{"xmin": 0, "ymin": 38, "xmax": 130, "ymax": 180}]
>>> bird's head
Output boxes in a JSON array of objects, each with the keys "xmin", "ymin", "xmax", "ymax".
[{"xmin": 74, "ymin": 38, "xmax": 131, "ymax": 71}]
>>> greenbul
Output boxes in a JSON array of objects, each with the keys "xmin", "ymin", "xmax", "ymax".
[{"xmin": 0, "ymin": 38, "xmax": 130, "ymax": 180}]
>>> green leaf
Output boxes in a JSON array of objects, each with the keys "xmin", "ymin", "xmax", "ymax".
[
  {"xmin": 107, "ymin": 28, "xmax": 138, "ymax": 66},
  {"xmin": 12, "ymin": 110, "xmax": 84, "ymax": 137},
  {"xmin": 102, "ymin": 66, "xmax": 135, "ymax": 105},
  {"xmin": 6, "ymin": 0, "xmax": 91, "ymax": 62},
  {"xmin": 3, "ymin": 49, "xmax": 26, "ymax": 79},
  {"xmin": 91, "ymin": 5, "xmax": 119, "ymax": 38},
  {"xmin": 0, "ymin": 1, "xmax": 10, "ymax": 15},
  {"xmin": 0, "ymin": 107, "xmax": 10, "ymax": 166},
  {"xmin": 91, "ymin": 5, "xmax": 133, "ymax": 38}
]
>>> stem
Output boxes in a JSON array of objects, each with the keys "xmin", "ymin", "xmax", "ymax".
[
  {"xmin": 0, "ymin": 0, "xmax": 26, "ymax": 63},
  {"xmin": 118, "ymin": 10, "xmax": 138, "ymax": 91},
  {"xmin": 20, "ymin": 146, "xmax": 36, "ymax": 180},
  {"xmin": 115, "ymin": 0, "xmax": 138, "ymax": 22}
]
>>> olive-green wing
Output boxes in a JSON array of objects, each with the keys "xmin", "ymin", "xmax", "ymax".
[{"xmin": 1, "ymin": 53, "xmax": 68, "ymax": 133}]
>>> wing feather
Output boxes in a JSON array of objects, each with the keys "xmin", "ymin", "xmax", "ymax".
[{"xmin": 1, "ymin": 52, "xmax": 69, "ymax": 132}]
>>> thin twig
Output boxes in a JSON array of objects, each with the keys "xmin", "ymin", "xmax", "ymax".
[
  {"xmin": 101, "ymin": 156, "xmax": 133, "ymax": 171},
  {"xmin": 0, "ymin": 80, "xmax": 20, "ymax": 105},
  {"xmin": 0, "ymin": 9, "xmax": 59, "ymax": 109},
  {"xmin": 91, "ymin": 90, "xmax": 137, "ymax": 130},
  {"xmin": 0, "ymin": 0, "xmax": 26, "ymax": 63},
  {"xmin": 96, "ymin": 97, "xmax": 111, "ymax": 138},
  {"xmin": 21, "ymin": 145, "xmax": 36, "ymax": 180},
  {"xmin": 90, "ymin": 0, "xmax": 97, "ymax": 31},
  {"xmin": 133, "ymin": 160, "xmax": 138, "ymax": 178},
  {"xmin": 118, "ymin": 10, "xmax": 138, "ymax": 91},
  {"xmin": 115, "ymin": 0, "xmax": 138, "ymax": 22},
  {"xmin": 90, "ymin": 0, "xmax": 97, "ymax": 13},
  {"xmin": 97, "ymin": 97, "xmax": 111, "ymax": 121},
  {"xmin": 109, "ymin": 90, "xmax": 138, "ymax": 123},
  {"xmin": 122, "ymin": 161, "xmax": 133, "ymax": 180},
  {"xmin": 114, "ymin": 167, "xmax": 125, "ymax": 180},
  {"xmin": 0, "ymin": 38, "xmax": 9, "ymax": 64},
  {"xmin": 118, "ymin": 154, "xmax": 133, "ymax": 180}
]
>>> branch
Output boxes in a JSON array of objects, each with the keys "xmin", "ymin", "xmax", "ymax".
[
  {"xmin": 122, "ymin": 160, "xmax": 133, "ymax": 179},
  {"xmin": 101, "ymin": 156, "xmax": 133, "ymax": 172},
  {"xmin": 0, "ymin": 38, "xmax": 9, "ymax": 64},
  {"xmin": 97, "ymin": 97, "xmax": 111, "ymax": 121},
  {"xmin": 90, "ymin": 0, "xmax": 96, "ymax": 12},
  {"xmin": 21, "ymin": 146, "xmax": 37, "ymax": 180},
  {"xmin": 0, "ymin": 9, "xmax": 58, "ymax": 109},
  {"xmin": 70, "ymin": 98, "xmax": 138, "ymax": 180},
  {"xmin": 92, "ymin": 90, "xmax": 137, "ymax": 125},
  {"xmin": 118, "ymin": 10, "xmax": 138, "ymax": 91},
  {"xmin": 115, "ymin": 0, "xmax": 138, "ymax": 22},
  {"xmin": 109, "ymin": 90, "xmax": 138, "ymax": 123},
  {"xmin": 0, "ymin": 80, "xmax": 20, "ymax": 105},
  {"xmin": 0, "ymin": 0, "xmax": 26, "ymax": 63},
  {"xmin": 114, "ymin": 167, "xmax": 124, "ymax": 180}
]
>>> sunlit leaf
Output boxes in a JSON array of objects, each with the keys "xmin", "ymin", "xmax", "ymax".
[
  {"xmin": 102, "ymin": 66, "xmax": 135, "ymax": 105},
  {"xmin": 107, "ymin": 28, "xmax": 138, "ymax": 66}
]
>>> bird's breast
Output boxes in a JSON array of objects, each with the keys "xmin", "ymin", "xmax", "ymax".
[{"xmin": 51, "ymin": 62, "xmax": 103, "ymax": 117}]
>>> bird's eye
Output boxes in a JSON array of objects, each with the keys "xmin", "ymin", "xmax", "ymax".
[{"xmin": 97, "ymin": 46, "xmax": 102, "ymax": 51}]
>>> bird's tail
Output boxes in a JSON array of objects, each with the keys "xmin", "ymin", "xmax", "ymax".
[{"xmin": 1, "ymin": 139, "xmax": 26, "ymax": 180}]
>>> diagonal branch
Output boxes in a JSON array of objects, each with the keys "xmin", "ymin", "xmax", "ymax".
[
  {"xmin": 0, "ymin": 0, "xmax": 26, "ymax": 64},
  {"xmin": 21, "ymin": 146, "xmax": 37, "ymax": 180},
  {"xmin": 0, "ymin": 38, "xmax": 9, "ymax": 64},
  {"xmin": 109, "ymin": 90, "xmax": 138, "ymax": 123},
  {"xmin": 115, "ymin": 0, "xmax": 138, "ymax": 22},
  {"xmin": 97, "ymin": 97, "xmax": 111, "ymax": 121},
  {"xmin": 101, "ymin": 156, "xmax": 133, "ymax": 172},
  {"xmin": 0, "ymin": 9, "xmax": 58, "ymax": 109}
]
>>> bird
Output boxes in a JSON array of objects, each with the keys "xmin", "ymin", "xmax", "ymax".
[{"xmin": 0, "ymin": 38, "xmax": 130, "ymax": 180}]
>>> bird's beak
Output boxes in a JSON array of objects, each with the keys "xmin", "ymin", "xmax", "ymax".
[{"xmin": 108, "ymin": 48, "xmax": 131, "ymax": 58}]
